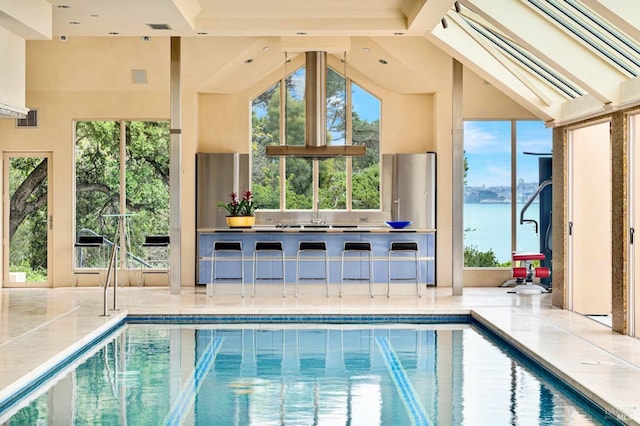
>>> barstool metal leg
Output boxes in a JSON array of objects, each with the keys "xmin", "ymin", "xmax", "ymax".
[
  {"xmin": 368, "ymin": 251, "xmax": 373, "ymax": 298},
  {"xmin": 296, "ymin": 251, "xmax": 301, "ymax": 297},
  {"xmin": 210, "ymin": 250, "xmax": 217, "ymax": 296},
  {"xmin": 252, "ymin": 251, "xmax": 257, "ymax": 297},
  {"xmin": 211, "ymin": 242, "xmax": 244, "ymax": 297},
  {"xmin": 387, "ymin": 254, "xmax": 392, "ymax": 298},
  {"xmin": 415, "ymin": 251, "xmax": 421, "ymax": 297},
  {"xmin": 282, "ymin": 252, "xmax": 286, "ymax": 297},
  {"xmin": 340, "ymin": 252, "xmax": 345, "ymax": 297},
  {"xmin": 240, "ymin": 255, "xmax": 245, "ymax": 298},
  {"xmin": 341, "ymin": 243, "xmax": 373, "ymax": 297},
  {"xmin": 325, "ymin": 252, "xmax": 329, "ymax": 297},
  {"xmin": 253, "ymin": 242, "xmax": 285, "ymax": 297},
  {"xmin": 388, "ymin": 242, "xmax": 421, "ymax": 297},
  {"xmin": 296, "ymin": 241, "xmax": 328, "ymax": 297}
]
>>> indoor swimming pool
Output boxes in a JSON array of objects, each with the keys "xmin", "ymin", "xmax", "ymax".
[{"xmin": 0, "ymin": 320, "xmax": 622, "ymax": 425}]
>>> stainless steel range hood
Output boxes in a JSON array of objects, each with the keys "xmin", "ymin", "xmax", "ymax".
[{"xmin": 266, "ymin": 51, "xmax": 365, "ymax": 158}]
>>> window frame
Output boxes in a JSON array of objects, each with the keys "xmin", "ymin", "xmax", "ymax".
[{"xmin": 251, "ymin": 64, "xmax": 382, "ymax": 213}]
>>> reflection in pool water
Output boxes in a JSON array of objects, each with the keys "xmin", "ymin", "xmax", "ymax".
[{"xmin": 1, "ymin": 324, "xmax": 617, "ymax": 425}]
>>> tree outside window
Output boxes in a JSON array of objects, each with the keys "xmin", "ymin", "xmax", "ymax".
[
  {"xmin": 251, "ymin": 64, "xmax": 380, "ymax": 211},
  {"xmin": 75, "ymin": 120, "xmax": 169, "ymax": 268}
]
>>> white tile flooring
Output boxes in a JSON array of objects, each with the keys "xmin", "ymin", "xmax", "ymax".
[{"xmin": 1, "ymin": 285, "xmax": 639, "ymax": 424}]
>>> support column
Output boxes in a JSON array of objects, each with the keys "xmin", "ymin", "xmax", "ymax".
[
  {"xmin": 169, "ymin": 37, "xmax": 182, "ymax": 294},
  {"xmin": 611, "ymin": 111, "xmax": 627, "ymax": 334},
  {"xmin": 451, "ymin": 59, "xmax": 464, "ymax": 295},
  {"xmin": 552, "ymin": 126, "xmax": 567, "ymax": 309}
]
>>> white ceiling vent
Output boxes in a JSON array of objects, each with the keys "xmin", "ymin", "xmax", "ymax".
[
  {"xmin": 146, "ymin": 23, "xmax": 172, "ymax": 30},
  {"xmin": 16, "ymin": 110, "xmax": 38, "ymax": 128}
]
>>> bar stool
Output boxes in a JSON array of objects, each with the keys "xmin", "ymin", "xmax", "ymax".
[
  {"xmin": 210, "ymin": 241, "xmax": 244, "ymax": 297},
  {"xmin": 296, "ymin": 241, "xmax": 329, "ymax": 297},
  {"xmin": 253, "ymin": 241, "xmax": 285, "ymax": 297},
  {"xmin": 388, "ymin": 241, "xmax": 421, "ymax": 297},
  {"xmin": 340, "ymin": 241, "xmax": 373, "ymax": 298},
  {"xmin": 73, "ymin": 235, "xmax": 106, "ymax": 287},
  {"xmin": 139, "ymin": 235, "xmax": 170, "ymax": 287}
]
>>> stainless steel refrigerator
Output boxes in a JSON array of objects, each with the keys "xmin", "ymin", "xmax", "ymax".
[
  {"xmin": 196, "ymin": 153, "xmax": 250, "ymax": 229},
  {"xmin": 383, "ymin": 152, "xmax": 436, "ymax": 229}
]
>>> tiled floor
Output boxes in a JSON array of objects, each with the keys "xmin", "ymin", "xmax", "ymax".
[{"xmin": 1, "ymin": 285, "xmax": 639, "ymax": 424}]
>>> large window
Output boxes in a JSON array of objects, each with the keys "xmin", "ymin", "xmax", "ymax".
[
  {"xmin": 463, "ymin": 120, "xmax": 552, "ymax": 267},
  {"xmin": 251, "ymin": 64, "xmax": 381, "ymax": 211},
  {"xmin": 74, "ymin": 121, "xmax": 169, "ymax": 268}
]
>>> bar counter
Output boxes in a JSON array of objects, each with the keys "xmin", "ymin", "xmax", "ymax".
[{"xmin": 197, "ymin": 226, "xmax": 436, "ymax": 288}]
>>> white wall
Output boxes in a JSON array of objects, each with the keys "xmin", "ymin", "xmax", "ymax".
[{"xmin": 0, "ymin": 27, "xmax": 26, "ymax": 111}]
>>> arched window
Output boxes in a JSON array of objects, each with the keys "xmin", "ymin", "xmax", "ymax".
[{"xmin": 251, "ymin": 65, "xmax": 380, "ymax": 211}]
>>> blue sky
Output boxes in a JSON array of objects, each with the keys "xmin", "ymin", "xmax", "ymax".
[{"xmin": 464, "ymin": 120, "xmax": 552, "ymax": 187}]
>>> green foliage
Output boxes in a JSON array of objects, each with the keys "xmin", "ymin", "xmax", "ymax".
[
  {"xmin": 464, "ymin": 245, "xmax": 500, "ymax": 267},
  {"xmin": 285, "ymin": 157, "xmax": 313, "ymax": 209},
  {"xmin": 7, "ymin": 157, "xmax": 49, "ymax": 281},
  {"xmin": 352, "ymin": 165, "xmax": 380, "ymax": 209},
  {"xmin": 251, "ymin": 66, "xmax": 381, "ymax": 210},
  {"xmin": 74, "ymin": 120, "xmax": 170, "ymax": 263}
]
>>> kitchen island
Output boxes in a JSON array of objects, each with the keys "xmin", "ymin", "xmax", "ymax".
[{"xmin": 197, "ymin": 226, "xmax": 436, "ymax": 292}]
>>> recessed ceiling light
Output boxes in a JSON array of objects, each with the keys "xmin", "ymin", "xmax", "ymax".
[
  {"xmin": 244, "ymin": 58, "xmax": 254, "ymax": 64},
  {"xmin": 394, "ymin": 32, "xmax": 404, "ymax": 35},
  {"xmin": 57, "ymin": 5, "xmax": 70, "ymax": 8},
  {"xmin": 363, "ymin": 47, "xmax": 371, "ymax": 53},
  {"xmin": 263, "ymin": 46, "xmax": 270, "ymax": 52},
  {"xmin": 197, "ymin": 32, "xmax": 208, "ymax": 35},
  {"xmin": 108, "ymin": 32, "xmax": 119, "ymax": 35},
  {"xmin": 296, "ymin": 32, "xmax": 307, "ymax": 35},
  {"xmin": 378, "ymin": 59, "xmax": 388, "ymax": 65}
]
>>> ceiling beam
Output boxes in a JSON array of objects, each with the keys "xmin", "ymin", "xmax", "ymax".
[
  {"xmin": 448, "ymin": 12, "xmax": 553, "ymax": 107},
  {"xmin": 0, "ymin": 0, "xmax": 51, "ymax": 40},
  {"xmin": 406, "ymin": 0, "xmax": 451, "ymax": 32},
  {"xmin": 171, "ymin": 0, "xmax": 201, "ymax": 29},
  {"xmin": 193, "ymin": 17, "xmax": 408, "ymax": 36},
  {"xmin": 427, "ymin": 16, "xmax": 558, "ymax": 121}
]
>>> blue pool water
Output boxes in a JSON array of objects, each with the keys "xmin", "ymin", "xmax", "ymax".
[{"xmin": 1, "ymin": 321, "xmax": 621, "ymax": 425}]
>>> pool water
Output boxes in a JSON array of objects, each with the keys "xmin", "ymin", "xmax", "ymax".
[{"xmin": 1, "ymin": 324, "xmax": 619, "ymax": 425}]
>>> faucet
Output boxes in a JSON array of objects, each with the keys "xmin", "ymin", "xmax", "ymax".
[
  {"xmin": 311, "ymin": 199, "xmax": 325, "ymax": 225},
  {"xmin": 393, "ymin": 198, "xmax": 400, "ymax": 220}
]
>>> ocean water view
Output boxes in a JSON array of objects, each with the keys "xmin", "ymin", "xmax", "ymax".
[{"xmin": 464, "ymin": 203, "xmax": 542, "ymax": 264}]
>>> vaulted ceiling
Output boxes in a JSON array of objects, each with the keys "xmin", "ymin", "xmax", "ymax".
[{"xmin": 19, "ymin": 0, "xmax": 640, "ymax": 125}]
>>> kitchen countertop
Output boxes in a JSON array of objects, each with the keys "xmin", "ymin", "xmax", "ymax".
[{"xmin": 197, "ymin": 226, "xmax": 436, "ymax": 233}]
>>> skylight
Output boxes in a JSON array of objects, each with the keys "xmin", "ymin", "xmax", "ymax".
[{"xmin": 525, "ymin": 0, "xmax": 640, "ymax": 78}]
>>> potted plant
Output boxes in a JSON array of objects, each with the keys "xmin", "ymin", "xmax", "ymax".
[{"xmin": 217, "ymin": 190, "xmax": 257, "ymax": 228}]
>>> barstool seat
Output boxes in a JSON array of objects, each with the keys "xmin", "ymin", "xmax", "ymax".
[
  {"xmin": 340, "ymin": 241, "xmax": 373, "ymax": 298},
  {"xmin": 388, "ymin": 241, "xmax": 421, "ymax": 297},
  {"xmin": 210, "ymin": 241, "xmax": 244, "ymax": 297},
  {"xmin": 253, "ymin": 241, "xmax": 285, "ymax": 297},
  {"xmin": 296, "ymin": 241, "xmax": 329, "ymax": 297}
]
